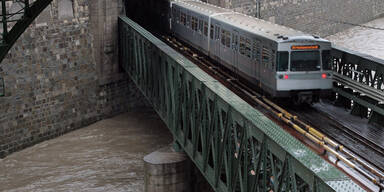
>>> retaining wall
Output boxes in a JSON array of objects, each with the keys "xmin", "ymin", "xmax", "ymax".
[{"xmin": 0, "ymin": 0, "xmax": 147, "ymax": 158}]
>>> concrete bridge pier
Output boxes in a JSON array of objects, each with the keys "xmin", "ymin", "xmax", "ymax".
[{"xmin": 144, "ymin": 146, "xmax": 191, "ymax": 192}]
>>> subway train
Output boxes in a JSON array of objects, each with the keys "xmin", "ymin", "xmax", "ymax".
[{"xmin": 168, "ymin": 0, "xmax": 333, "ymax": 103}]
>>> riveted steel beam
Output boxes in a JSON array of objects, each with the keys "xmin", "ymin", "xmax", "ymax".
[
  {"xmin": 119, "ymin": 16, "xmax": 365, "ymax": 192},
  {"xmin": 0, "ymin": 0, "xmax": 53, "ymax": 63}
]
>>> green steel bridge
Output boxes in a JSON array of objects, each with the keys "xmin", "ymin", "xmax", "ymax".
[
  {"xmin": 118, "ymin": 16, "xmax": 367, "ymax": 192},
  {"xmin": 0, "ymin": 0, "xmax": 384, "ymax": 191}
]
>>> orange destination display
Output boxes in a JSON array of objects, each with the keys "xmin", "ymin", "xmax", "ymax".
[{"xmin": 291, "ymin": 45, "xmax": 320, "ymax": 50}]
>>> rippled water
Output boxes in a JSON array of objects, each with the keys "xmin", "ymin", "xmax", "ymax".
[
  {"xmin": 0, "ymin": 110, "xmax": 173, "ymax": 192},
  {"xmin": 327, "ymin": 17, "xmax": 384, "ymax": 60}
]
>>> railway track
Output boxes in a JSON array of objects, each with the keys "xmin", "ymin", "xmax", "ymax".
[
  {"xmin": 290, "ymin": 106, "xmax": 384, "ymax": 172},
  {"xmin": 293, "ymin": 106, "xmax": 384, "ymax": 161},
  {"xmin": 333, "ymin": 120, "xmax": 384, "ymax": 158},
  {"xmin": 161, "ymin": 35, "xmax": 384, "ymax": 191}
]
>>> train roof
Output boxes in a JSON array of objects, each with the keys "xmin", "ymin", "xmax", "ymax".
[
  {"xmin": 173, "ymin": 0, "xmax": 329, "ymax": 43},
  {"xmin": 214, "ymin": 13, "xmax": 307, "ymax": 41},
  {"xmin": 186, "ymin": 1, "xmax": 230, "ymax": 14},
  {"xmin": 173, "ymin": 0, "xmax": 229, "ymax": 15}
]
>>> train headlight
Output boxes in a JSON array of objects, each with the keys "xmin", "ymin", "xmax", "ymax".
[{"xmin": 284, "ymin": 75, "xmax": 289, "ymax": 79}]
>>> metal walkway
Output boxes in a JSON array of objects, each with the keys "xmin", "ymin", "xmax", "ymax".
[
  {"xmin": 0, "ymin": 0, "xmax": 53, "ymax": 63},
  {"xmin": 118, "ymin": 16, "xmax": 364, "ymax": 192}
]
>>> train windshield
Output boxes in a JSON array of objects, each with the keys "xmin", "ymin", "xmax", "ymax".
[
  {"xmin": 290, "ymin": 51, "xmax": 320, "ymax": 71},
  {"xmin": 277, "ymin": 52, "xmax": 289, "ymax": 71},
  {"xmin": 322, "ymin": 50, "xmax": 332, "ymax": 70}
]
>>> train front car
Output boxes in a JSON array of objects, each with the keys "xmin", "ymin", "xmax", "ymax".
[
  {"xmin": 170, "ymin": 0, "xmax": 333, "ymax": 104},
  {"xmin": 275, "ymin": 36, "xmax": 333, "ymax": 104}
]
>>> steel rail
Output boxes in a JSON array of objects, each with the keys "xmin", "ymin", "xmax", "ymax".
[
  {"xmin": 162, "ymin": 36, "xmax": 384, "ymax": 191},
  {"xmin": 264, "ymin": 97, "xmax": 384, "ymax": 185}
]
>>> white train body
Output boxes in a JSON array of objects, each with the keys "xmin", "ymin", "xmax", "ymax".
[{"xmin": 170, "ymin": 0, "xmax": 333, "ymax": 102}]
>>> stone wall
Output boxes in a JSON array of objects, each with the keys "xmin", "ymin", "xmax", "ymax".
[
  {"xmin": 0, "ymin": 0, "xmax": 147, "ymax": 158},
  {"xmin": 202, "ymin": 0, "xmax": 384, "ymax": 37}
]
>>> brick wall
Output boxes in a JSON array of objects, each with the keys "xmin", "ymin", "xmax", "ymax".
[
  {"xmin": 203, "ymin": 0, "xmax": 384, "ymax": 37},
  {"xmin": 0, "ymin": 0, "xmax": 147, "ymax": 158}
]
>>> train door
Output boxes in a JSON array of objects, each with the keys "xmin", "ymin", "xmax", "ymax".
[
  {"xmin": 232, "ymin": 30, "xmax": 239, "ymax": 76},
  {"xmin": 214, "ymin": 24, "xmax": 221, "ymax": 60},
  {"xmin": 270, "ymin": 49, "xmax": 277, "ymax": 89},
  {"xmin": 198, "ymin": 17, "xmax": 208, "ymax": 52},
  {"xmin": 186, "ymin": 11, "xmax": 192, "ymax": 42},
  {"xmin": 202, "ymin": 18, "xmax": 209, "ymax": 52},
  {"xmin": 198, "ymin": 17, "xmax": 204, "ymax": 51},
  {"xmin": 191, "ymin": 13, "xmax": 197, "ymax": 44},
  {"xmin": 260, "ymin": 45, "xmax": 273, "ymax": 89},
  {"xmin": 253, "ymin": 39, "xmax": 261, "ymax": 86}
]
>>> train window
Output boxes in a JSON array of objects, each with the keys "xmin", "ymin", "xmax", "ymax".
[
  {"xmin": 175, "ymin": 9, "xmax": 180, "ymax": 24},
  {"xmin": 227, "ymin": 32, "xmax": 231, "ymax": 48},
  {"xmin": 191, "ymin": 17, "xmax": 198, "ymax": 31},
  {"xmin": 180, "ymin": 12, "xmax": 186, "ymax": 26},
  {"xmin": 187, "ymin": 14, "xmax": 191, "ymax": 28},
  {"xmin": 252, "ymin": 41, "xmax": 257, "ymax": 60},
  {"xmin": 232, "ymin": 33, "xmax": 238, "ymax": 50},
  {"xmin": 240, "ymin": 36, "xmax": 251, "ymax": 58},
  {"xmin": 271, "ymin": 50, "xmax": 276, "ymax": 70},
  {"xmin": 198, "ymin": 20, "xmax": 203, "ymax": 34},
  {"xmin": 245, "ymin": 38, "xmax": 251, "ymax": 58},
  {"xmin": 291, "ymin": 51, "xmax": 320, "ymax": 71},
  {"xmin": 172, "ymin": 9, "xmax": 176, "ymax": 21},
  {"xmin": 322, "ymin": 50, "xmax": 332, "ymax": 70},
  {"xmin": 252, "ymin": 40, "xmax": 261, "ymax": 61},
  {"xmin": 221, "ymin": 29, "xmax": 231, "ymax": 48},
  {"xmin": 277, "ymin": 52, "xmax": 288, "ymax": 71},
  {"xmin": 240, "ymin": 37, "xmax": 245, "ymax": 56},
  {"xmin": 203, "ymin": 22, "xmax": 208, "ymax": 36},
  {"xmin": 262, "ymin": 47, "xmax": 270, "ymax": 66},
  {"xmin": 210, "ymin": 24, "xmax": 214, "ymax": 39},
  {"xmin": 215, "ymin": 26, "xmax": 221, "ymax": 40},
  {"xmin": 221, "ymin": 30, "xmax": 226, "ymax": 45},
  {"xmin": 173, "ymin": 9, "xmax": 179, "ymax": 23}
]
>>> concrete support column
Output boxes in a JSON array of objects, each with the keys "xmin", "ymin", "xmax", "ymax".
[
  {"xmin": 90, "ymin": 0, "xmax": 125, "ymax": 85},
  {"xmin": 144, "ymin": 146, "xmax": 190, "ymax": 192}
]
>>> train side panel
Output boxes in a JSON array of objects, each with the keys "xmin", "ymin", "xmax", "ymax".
[
  {"xmin": 172, "ymin": 4, "xmax": 210, "ymax": 55},
  {"xmin": 172, "ymin": 4, "xmax": 280, "ymax": 97},
  {"xmin": 171, "ymin": 1, "xmax": 332, "ymax": 101},
  {"xmin": 210, "ymin": 16, "xmax": 279, "ymax": 96}
]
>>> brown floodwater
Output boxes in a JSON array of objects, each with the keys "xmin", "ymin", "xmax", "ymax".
[{"xmin": 0, "ymin": 110, "xmax": 173, "ymax": 192}]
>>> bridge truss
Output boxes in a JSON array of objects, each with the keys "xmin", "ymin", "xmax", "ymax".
[
  {"xmin": 118, "ymin": 16, "xmax": 364, "ymax": 192},
  {"xmin": 332, "ymin": 46, "xmax": 384, "ymax": 125},
  {"xmin": 0, "ymin": 0, "xmax": 52, "ymax": 63}
]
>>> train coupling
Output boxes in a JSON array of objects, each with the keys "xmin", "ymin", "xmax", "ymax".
[{"xmin": 295, "ymin": 91, "xmax": 313, "ymax": 104}]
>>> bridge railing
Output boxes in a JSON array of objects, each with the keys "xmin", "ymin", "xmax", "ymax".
[
  {"xmin": 118, "ymin": 16, "xmax": 364, "ymax": 192},
  {"xmin": 332, "ymin": 46, "xmax": 384, "ymax": 124}
]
